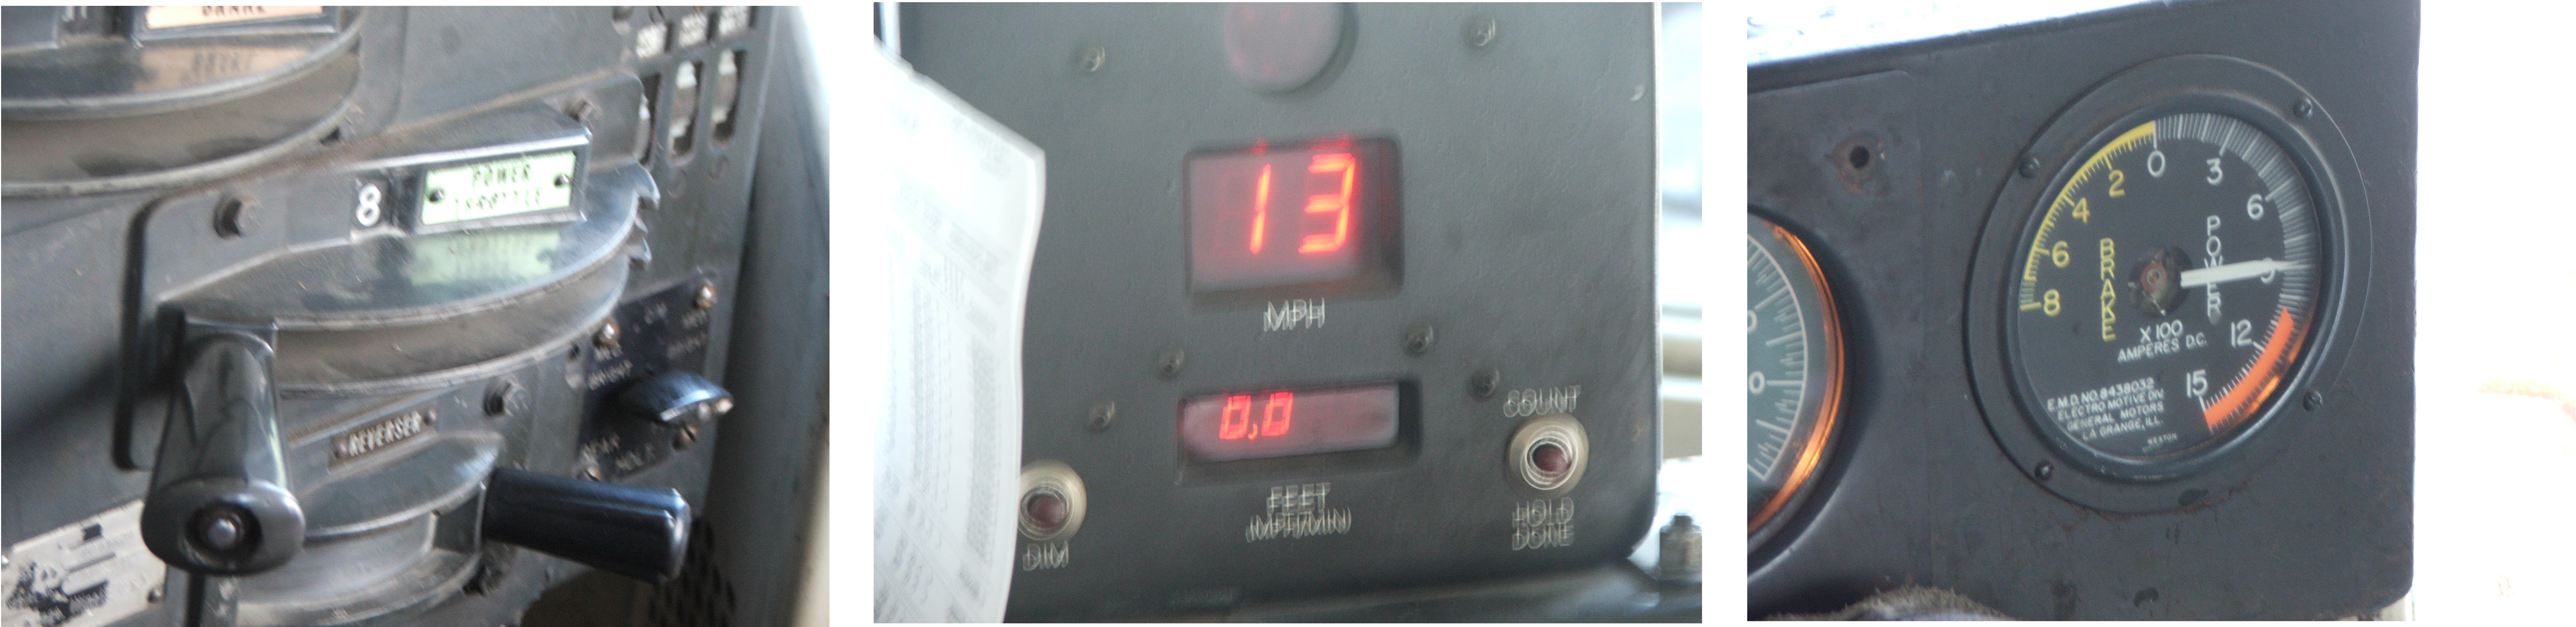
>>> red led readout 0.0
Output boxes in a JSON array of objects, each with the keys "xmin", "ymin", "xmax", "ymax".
[
  {"xmin": 1186, "ymin": 137, "xmax": 1397, "ymax": 295},
  {"xmin": 1179, "ymin": 383, "xmax": 1400, "ymax": 463}
]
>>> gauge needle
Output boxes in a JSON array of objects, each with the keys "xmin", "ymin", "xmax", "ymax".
[{"xmin": 2179, "ymin": 258, "xmax": 2303, "ymax": 288}]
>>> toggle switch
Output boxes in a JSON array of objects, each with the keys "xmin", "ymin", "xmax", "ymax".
[
  {"xmin": 619, "ymin": 370, "xmax": 734, "ymax": 425},
  {"xmin": 1509, "ymin": 414, "xmax": 1589, "ymax": 494}
]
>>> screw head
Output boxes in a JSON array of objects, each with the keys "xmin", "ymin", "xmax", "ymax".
[
  {"xmin": 1156, "ymin": 348, "xmax": 1186, "ymax": 379},
  {"xmin": 2303, "ymin": 390, "xmax": 2325, "ymax": 411},
  {"xmin": 1088, "ymin": 401, "xmax": 1117, "ymax": 431},
  {"xmin": 695, "ymin": 284, "xmax": 719, "ymax": 310},
  {"xmin": 674, "ymin": 423, "xmax": 699, "ymax": 449},
  {"xmin": 594, "ymin": 321, "xmax": 620, "ymax": 350},
  {"xmin": 1470, "ymin": 368, "xmax": 1501, "ymax": 399},
  {"xmin": 554, "ymin": 173, "xmax": 573, "ymax": 188},
  {"xmin": 2018, "ymin": 156, "xmax": 2041, "ymax": 179},
  {"xmin": 485, "ymin": 380, "xmax": 525, "ymax": 417},
  {"xmin": 148, "ymin": 588, "xmax": 163, "ymax": 603},
  {"xmin": 190, "ymin": 505, "xmax": 254, "ymax": 555},
  {"xmin": 1076, "ymin": 46, "xmax": 1107, "ymax": 73},
  {"xmin": 2295, "ymin": 97, "xmax": 2317, "ymax": 118},
  {"xmin": 1465, "ymin": 16, "xmax": 1498, "ymax": 48},
  {"xmin": 213, "ymin": 196, "xmax": 257, "ymax": 238},
  {"xmin": 580, "ymin": 466, "xmax": 604, "ymax": 481},
  {"xmin": 426, "ymin": 188, "xmax": 446, "ymax": 203},
  {"xmin": 2033, "ymin": 460, "xmax": 2055, "ymax": 481},
  {"xmin": 1404, "ymin": 324, "xmax": 1437, "ymax": 355}
]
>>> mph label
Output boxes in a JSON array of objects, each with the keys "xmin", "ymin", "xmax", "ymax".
[
  {"xmin": 1262, "ymin": 299, "xmax": 1326, "ymax": 331},
  {"xmin": 1245, "ymin": 483, "xmax": 1351, "ymax": 542}
]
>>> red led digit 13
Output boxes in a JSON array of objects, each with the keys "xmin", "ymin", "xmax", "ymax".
[
  {"xmin": 1220, "ymin": 392, "xmax": 1297, "ymax": 441},
  {"xmin": 1247, "ymin": 153, "xmax": 1357, "ymax": 256}
]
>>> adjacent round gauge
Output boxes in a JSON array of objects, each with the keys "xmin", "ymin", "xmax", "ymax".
[
  {"xmin": 1748, "ymin": 214, "xmax": 1842, "ymax": 538},
  {"xmin": 1969, "ymin": 55, "xmax": 2365, "ymax": 511}
]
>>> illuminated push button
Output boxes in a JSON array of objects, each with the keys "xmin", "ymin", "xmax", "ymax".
[
  {"xmin": 1220, "ymin": 3, "xmax": 1347, "ymax": 94},
  {"xmin": 1019, "ymin": 461, "xmax": 1087, "ymax": 541},
  {"xmin": 1532, "ymin": 442, "xmax": 1570, "ymax": 475},
  {"xmin": 1025, "ymin": 492, "xmax": 1068, "ymax": 533},
  {"xmin": 1509, "ymin": 414, "xmax": 1589, "ymax": 494}
]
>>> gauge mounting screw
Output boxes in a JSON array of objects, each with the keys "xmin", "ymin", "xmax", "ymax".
[
  {"xmin": 1465, "ymin": 15, "xmax": 1499, "ymax": 48},
  {"xmin": 2295, "ymin": 97, "xmax": 2316, "ymax": 118},
  {"xmin": 2018, "ymin": 156, "xmax": 2041, "ymax": 179},
  {"xmin": 2033, "ymin": 460, "xmax": 2055, "ymax": 481},
  {"xmin": 2303, "ymin": 391, "xmax": 2324, "ymax": 411},
  {"xmin": 1471, "ymin": 368, "xmax": 1502, "ymax": 399},
  {"xmin": 594, "ymin": 321, "xmax": 620, "ymax": 350},
  {"xmin": 1404, "ymin": 324, "xmax": 1437, "ymax": 355},
  {"xmin": 1087, "ymin": 401, "xmax": 1116, "ymax": 431},
  {"xmin": 1075, "ymin": 45, "xmax": 1107, "ymax": 73},
  {"xmin": 694, "ymin": 283, "xmax": 719, "ymax": 310},
  {"xmin": 674, "ymin": 423, "xmax": 699, "ymax": 449},
  {"xmin": 1156, "ymin": 348, "xmax": 1186, "ymax": 379}
]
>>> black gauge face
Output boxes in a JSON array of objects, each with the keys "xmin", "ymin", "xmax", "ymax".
[
  {"xmin": 2009, "ymin": 112, "xmax": 2323, "ymax": 463},
  {"xmin": 1749, "ymin": 215, "xmax": 1841, "ymax": 534}
]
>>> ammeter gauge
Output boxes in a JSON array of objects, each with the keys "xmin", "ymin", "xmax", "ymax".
[
  {"xmin": 1748, "ymin": 215, "xmax": 1842, "ymax": 542},
  {"xmin": 1968, "ymin": 54, "xmax": 2368, "ymax": 513}
]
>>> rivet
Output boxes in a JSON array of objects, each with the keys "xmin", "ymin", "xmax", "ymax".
[
  {"xmin": 1088, "ymin": 401, "xmax": 1117, "ymax": 431},
  {"xmin": 2034, "ymin": 460, "xmax": 2055, "ymax": 481}
]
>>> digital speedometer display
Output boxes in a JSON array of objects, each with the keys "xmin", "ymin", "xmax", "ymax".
[
  {"xmin": 1185, "ymin": 137, "xmax": 1398, "ymax": 296},
  {"xmin": 2008, "ymin": 112, "xmax": 2323, "ymax": 462}
]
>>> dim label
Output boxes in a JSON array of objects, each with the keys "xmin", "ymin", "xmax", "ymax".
[
  {"xmin": 1503, "ymin": 386, "xmax": 1580, "ymax": 417},
  {"xmin": 1019, "ymin": 541, "xmax": 1067, "ymax": 571},
  {"xmin": 1511, "ymin": 498, "xmax": 1576, "ymax": 550},
  {"xmin": 1245, "ymin": 483, "xmax": 1351, "ymax": 542},
  {"xmin": 1263, "ymin": 299, "xmax": 1326, "ymax": 331}
]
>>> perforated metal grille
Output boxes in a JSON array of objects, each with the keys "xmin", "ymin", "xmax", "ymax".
[{"xmin": 649, "ymin": 519, "xmax": 735, "ymax": 627}]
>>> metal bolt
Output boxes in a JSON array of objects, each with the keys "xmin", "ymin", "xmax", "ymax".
[
  {"xmin": 214, "ymin": 196, "xmax": 256, "ymax": 238},
  {"xmin": 191, "ymin": 506, "xmax": 251, "ymax": 554},
  {"xmin": 1076, "ymin": 46, "xmax": 1107, "ymax": 73},
  {"xmin": 485, "ymin": 380, "xmax": 525, "ymax": 417},
  {"xmin": 1156, "ymin": 348, "xmax": 1186, "ymax": 379},
  {"xmin": 2018, "ymin": 156, "xmax": 2041, "ymax": 179},
  {"xmin": 2033, "ymin": 460, "xmax": 2055, "ymax": 481},
  {"xmin": 426, "ymin": 188, "xmax": 446, "ymax": 203},
  {"xmin": 1470, "ymin": 368, "xmax": 1501, "ymax": 400},
  {"xmin": 1088, "ymin": 401, "xmax": 1117, "ymax": 431},
  {"xmin": 148, "ymin": 588, "xmax": 163, "ymax": 603},
  {"xmin": 565, "ymin": 97, "xmax": 597, "ymax": 122},
  {"xmin": 1404, "ymin": 324, "xmax": 1437, "ymax": 355},
  {"xmin": 554, "ymin": 173, "xmax": 572, "ymax": 188},
  {"xmin": 1656, "ymin": 514, "xmax": 1703, "ymax": 581},
  {"xmin": 580, "ymin": 466, "xmax": 604, "ymax": 481},
  {"xmin": 2303, "ymin": 390, "xmax": 2325, "ymax": 411},
  {"xmin": 674, "ymin": 423, "xmax": 699, "ymax": 449},
  {"xmin": 2295, "ymin": 97, "xmax": 2316, "ymax": 118},
  {"xmin": 695, "ymin": 284, "xmax": 719, "ymax": 310},
  {"xmin": 594, "ymin": 321, "xmax": 620, "ymax": 350},
  {"xmin": 1465, "ymin": 16, "xmax": 1498, "ymax": 48}
]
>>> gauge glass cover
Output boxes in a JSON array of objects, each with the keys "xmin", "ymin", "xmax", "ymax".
[
  {"xmin": 1748, "ymin": 215, "xmax": 1842, "ymax": 534},
  {"xmin": 2008, "ymin": 112, "xmax": 2323, "ymax": 463}
]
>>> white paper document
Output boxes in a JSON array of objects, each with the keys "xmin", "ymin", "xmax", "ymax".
[{"xmin": 866, "ymin": 47, "xmax": 1045, "ymax": 623}]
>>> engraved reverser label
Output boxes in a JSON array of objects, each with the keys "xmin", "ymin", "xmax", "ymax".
[{"xmin": 334, "ymin": 408, "xmax": 434, "ymax": 464}]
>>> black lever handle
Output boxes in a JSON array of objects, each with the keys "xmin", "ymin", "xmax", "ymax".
[
  {"xmin": 618, "ymin": 370, "xmax": 733, "ymax": 425},
  {"xmin": 140, "ymin": 332, "xmax": 306, "ymax": 575},
  {"xmin": 481, "ymin": 468, "xmax": 690, "ymax": 583}
]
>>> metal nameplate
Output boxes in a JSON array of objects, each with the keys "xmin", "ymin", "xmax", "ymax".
[
  {"xmin": 420, "ymin": 151, "xmax": 579, "ymax": 225},
  {"xmin": 1, "ymin": 501, "xmax": 166, "ymax": 627}
]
